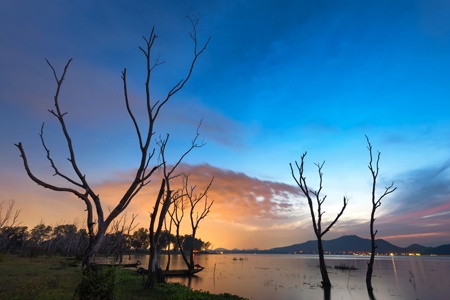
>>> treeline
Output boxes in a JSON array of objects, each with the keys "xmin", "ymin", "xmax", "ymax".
[{"xmin": 0, "ymin": 222, "xmax": 211, "ymax": 260}]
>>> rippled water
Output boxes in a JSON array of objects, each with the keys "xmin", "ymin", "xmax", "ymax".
[{"xmin": 129, "ymin": 253, "xmax": 450, "ymax": 300}]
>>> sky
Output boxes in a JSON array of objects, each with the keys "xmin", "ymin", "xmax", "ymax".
[{"xmin": 1, "ymin": 0, "xmax": 450, "ymax": 250}]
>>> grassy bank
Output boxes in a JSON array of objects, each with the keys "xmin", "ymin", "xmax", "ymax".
[{"xmin": 0, "ymin": 253, "xmax": 247, "ymax": 299}]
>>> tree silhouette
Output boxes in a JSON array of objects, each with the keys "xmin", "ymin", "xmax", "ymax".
[
  {"xmin": 15, "ymin": 17, "xmax": 209, "ymax": 269},
  {"xmin": 365, "ymin": 136, "xmax": 396, "ymax": 296},
  {"xmin": 130, "ymin": 227, "xmax": 150, "ymax": 250},
  {"xmin": 169, "ymin": 173, "xmax": 213, "ymax": 270},
  {"xmin": 0, "ymin": 200, "xmax": 22, "ymax": 251},
  {"xmin": 145, "ymin": 131, "xmax": 205, "ymax": 288},
  {"xmin": 290, "ymin": 152, "xmax": 348, "ymax": 288}
]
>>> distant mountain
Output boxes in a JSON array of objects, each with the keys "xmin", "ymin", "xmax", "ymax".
[
  {"xmin": 214, "ymin": 247, "xmax": 229, "ymax": 252},
  {"xmin": 404, "ymin": 243, "xmax": 432, "ymax": 254},
  {"xmin": 216, "ymin": 235, "xmax": 450, "ymax": 255},
  {"xmin": 267, "ymin": 235, "xmax": 403, "ymax": 254},
  {"xmin": 423, "ymin": 244, "xmax": 450, "ymax": 255}
]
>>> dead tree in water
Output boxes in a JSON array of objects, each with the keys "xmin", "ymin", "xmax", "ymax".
[
  {"xmin": 290, "ymin": 152, "xmax": 348, "ymax": 288},
  {"xmin": 170, "ymin": 173, "xmax": 214, "ymax": 270},
  {"xmin": 365, "ymin": 136, "xmax": 396, "ymax": 294},
  {"xmin": 145, "ymin": 131, "xmax": 204, "ymax": 289}
]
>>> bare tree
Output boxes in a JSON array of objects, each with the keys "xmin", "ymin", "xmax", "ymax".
[
  {"xmin": 162, "ymin": 217, "xmax": 174, "ymax": 271},
  {"xmin": 145, "ymin": 131, "xmax": 205, "ymax": 288},
  {"xmin": 365, "ymin": 136, "xmax": 396, "ymax": 295},
  {"xmin": 169, "ymin": 180, "xmax": 188, "ymax": 265},
  {"xmin": 170, "ymin": 173, "xmax": 214, "ymax": 270},
  {"xmin": 15, "ymin": 17, "xmax": 209, "ymax": 269},
  {"xmin": 109, "ymin": 213, "xmax": 138, "ymax": 263},
  {"xmin": 0, "ymin": 200, "xmax": 22, "ymax": 250},
  {"xmin": 0, "ymin": 200, "xmax": 21, "ymax": 228},
  {"xmin": 290, "ymin": 152, "xmax": 348, "ymax": 288}
]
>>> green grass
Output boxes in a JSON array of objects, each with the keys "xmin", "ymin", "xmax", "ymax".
[
  {"xmin": 0, "ymin": 253, "xmax": 248, "ymax": 300},
  {"xmin": 0, "ymin": 253, "xmax": 80, "ymax": 299}
]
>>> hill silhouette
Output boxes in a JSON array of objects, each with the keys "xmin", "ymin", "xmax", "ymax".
[
  {"xmin": 267, "ymin": 235, "xmax": 403, "ymax": 254},
  {"xmin": 217, "ymin": 235, "xmax": 450, "ymax": 255}
]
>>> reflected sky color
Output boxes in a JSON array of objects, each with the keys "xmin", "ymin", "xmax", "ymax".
[{"xmin": 1, "ymin": 0, "xmax": 450, "ymax": 249}]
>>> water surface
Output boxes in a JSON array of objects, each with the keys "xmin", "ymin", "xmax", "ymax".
[{"xmin": 132, "ymin": 254, "xmax": 450, "ymax": 300}]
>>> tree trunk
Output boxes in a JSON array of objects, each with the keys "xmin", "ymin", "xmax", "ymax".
[
  {"xmin": 366, "ymin": 231, "xmax": 376, "ymax": 291},
  {"xmin": 188, "ymin": 230, "xmax": 197, "ymax": 270},
  {"xmin": 366, "ymin": 204, "xmax": 377, "ymax": 292},
  {"xmin": 323, "ymin": 285, "xmax": 331, "ymax": 300},
  {"xmin": 189, "ymin": 248, "xmax": 195, "ymax": 270},
  {"xmin": 317, "ymin": 237, "xmax": 331, "ymax": 287},
  {"xmin": 165, "ymin": 243, "xmax": 171, "ymax": 271},
  {"xmin": 175, "ymin": 229, "xmax": 190, "ymax": 269},
  {"xmin": 145, "ymin": 246, "xmax": 157, "ymax": 289},
  {"xmin": 144, "ymin": 241, "xmax": 165, "ymax": 289},
  {"xmin": 367, "ymin": 285, "xmax": 376, "ymax": 300},
  {"xmin": 82, "ymin": 230, "xmax": 106, "ymax": 269}
]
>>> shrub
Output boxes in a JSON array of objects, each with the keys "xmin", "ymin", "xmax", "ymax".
[{"xmin": 75, "ymin": 267, "xmax": 117, "ymax": 300}]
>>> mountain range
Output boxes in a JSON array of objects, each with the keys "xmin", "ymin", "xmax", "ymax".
[{"xmin": 215, "ymin": 235, "xmax": 450, "ymax": 255}]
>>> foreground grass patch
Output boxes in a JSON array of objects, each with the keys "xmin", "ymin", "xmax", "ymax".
[
  {"xmin": 0, "ymin": 253, "xmax": 81, "ymax": 299},
  {"xmin": 0, "ymin": 253, "xmax": 247, "ymax": 300}
]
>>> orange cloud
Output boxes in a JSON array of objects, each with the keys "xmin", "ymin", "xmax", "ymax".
[
  {"xmin": 380, "ymin": 232, "xmax": 448, "ymax": 240},
  {"xmin": 14, "ymin": 163, "xmax": 307, "ymax": 249},
  {"xmin": 92, "ymin": 163, "xmax": 306, "ymax": 229}
]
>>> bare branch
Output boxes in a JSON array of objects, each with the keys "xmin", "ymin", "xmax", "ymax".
[
  {"xmin": 321, "ymin": 196, "xmax": 348, "ymax": 236},
  {"xmin": 122, "ymin": 69, "xmax": 143, "ymax": 149},
  {"xmin": 0, "ymin": 200, "xmax": 21, "ymax": 228},
  {"xmin": 153, "ymin": 16, "xmax": 211, "ymax": 120},
  {"xmin": 39, "ymin": 123, "xmax": 83, "ymax": 187}
]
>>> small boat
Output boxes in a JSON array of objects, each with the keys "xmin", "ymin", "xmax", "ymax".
[
  {"xmin": 136, "ymin": 266, "xmax": 204, "ymax": 277},
  {"xmin": 97, "ymin": 260, "xmax": 141, "ymax": 268},
  {"xmin": 119, "ymin": 262, "xmax": 141, "ymax": 268},
  {"xmin": 163, "ymin": 267, "xmax": 204, "ymax": 277}
]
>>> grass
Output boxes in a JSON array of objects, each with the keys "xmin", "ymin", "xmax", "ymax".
[{"xmin": 0, "ymin": 253, "xmax": 248, "ymax": 300}]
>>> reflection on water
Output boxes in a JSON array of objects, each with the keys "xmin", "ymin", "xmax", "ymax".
[
  {"xmin": 128, "ymin": 254, "xmax": 450, "ymax": 300},
  {"xmin": 391, "ymin": 255, "xmax": 398, "ymax": 280}
]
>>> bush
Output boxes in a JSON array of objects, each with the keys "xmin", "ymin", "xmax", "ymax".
[{"xmin": 75, "ymin": 267, "xmax": 117, "ymax": 300}]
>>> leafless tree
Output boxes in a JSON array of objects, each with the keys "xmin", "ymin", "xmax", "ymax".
[
  {"xmin": 168, "ymin": 180, "xmax": 188, "ymax": 265},
  {"xmin": 162, "ymin": 211, "xmax": 174, "ymax": 271},
  {"xmin": 0, "ymin": 200, "xmax": 21, "ymax": 228},
  {"xmin": 0, "ymin": 200, "xmax": 22, "ymax": 250},
  {"xmin": 109, "ymin": 213, "xmax": 138, "ymax": 263},
  {"xmin": 15, "ymin": 17, "xmax": 209, "ymax": 269},
  {"xmin": 145, "ymin": 130, "xmax": 205, "ymax": 288},
  {"xmin": 169, "ymin": 173, "xmax": 214, "ymax": 270},
  {"xmin": 365, "ymin": 136, "xmax": 396, "ymax": 295},
  {"xmin": 290, "ymin": 152, "xmax": 348, "ymax": 288}
]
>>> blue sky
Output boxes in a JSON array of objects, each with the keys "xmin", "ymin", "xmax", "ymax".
[{"xmin": 1, "ymin": 0, "xmax": 450, "ymax": 249}]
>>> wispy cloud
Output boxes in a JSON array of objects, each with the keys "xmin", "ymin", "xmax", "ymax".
[{"xmin": 383, "ymin": 157, "xmax": 450, "ymax": 218}]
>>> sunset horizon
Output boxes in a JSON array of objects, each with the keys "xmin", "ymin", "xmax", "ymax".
[{"xmin": 2, "ymin": 1, "xmax": 450, "ymax": 253}]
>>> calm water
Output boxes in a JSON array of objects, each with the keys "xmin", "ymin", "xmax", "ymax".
[{"xmin": 129, "ymin": 253, "xmax": 450, "ymax": 300}]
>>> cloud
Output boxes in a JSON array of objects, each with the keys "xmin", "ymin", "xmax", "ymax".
[
  {"xmin": 91, "ymin": 163, "xmax": 305, "ymax": 231},
  {"xmin": 178, "ymin": 164, "xmax": 305, "ymax": 226},
  {"xmin": 48, "ymin": 162, "xmax": 309, "ymax": 249},
  {"xmin": 384, "ymin": 157, "xmax": 450, "ymax": 217},
  {"xmin": 357, "ymin": 157, "xmax": 450, "ymax": 246}
]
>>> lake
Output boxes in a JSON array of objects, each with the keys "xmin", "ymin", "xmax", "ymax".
[{"xmin": 130, "ymin": 253, "xmax": 450, "ymax": 300}]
